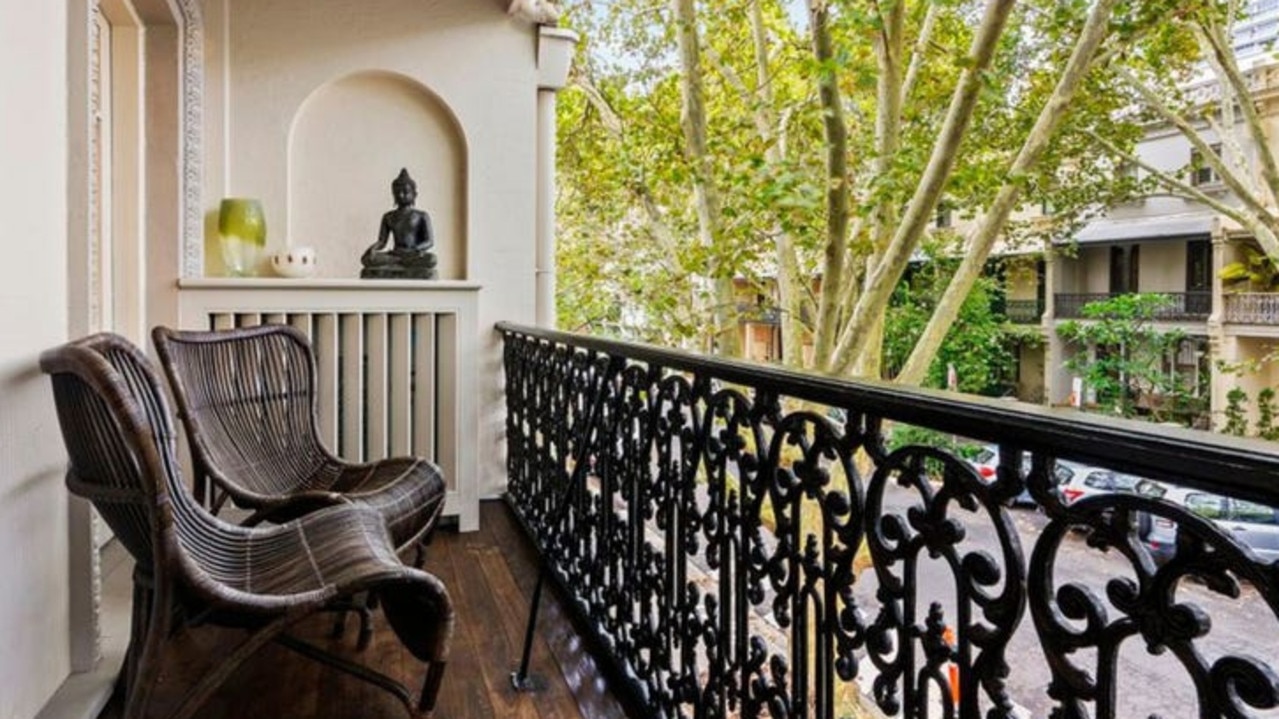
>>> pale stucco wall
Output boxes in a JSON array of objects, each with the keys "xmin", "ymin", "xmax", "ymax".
[
  {"xmin": 0, "ymin": 2, "xmax": 73, "ymax": 717},
  {"xmin": 207, "ymin": 0, "xmax": 540, "ymax": 498},
  {"xmin": 1138, "ymin": 241, "xmax": 1187, "ymax": 293},
  {"xmin": 1005, "ymin": 258, "xmax": 1039, "ymax": 302}
]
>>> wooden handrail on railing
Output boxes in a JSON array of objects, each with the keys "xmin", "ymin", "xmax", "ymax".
[{"xmin": 498, "ymin": 321, "xmax": 1279, "ymax": 719}]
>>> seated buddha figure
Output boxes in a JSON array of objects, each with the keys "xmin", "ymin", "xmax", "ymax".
[{"xmin": 360, "ymin": 168, "xmax": 439, "ymax": 279}]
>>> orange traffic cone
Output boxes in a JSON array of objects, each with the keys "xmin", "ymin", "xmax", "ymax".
[{"xmin": 942, "ymin": 625, "xmax": 960, "ymax": 705}]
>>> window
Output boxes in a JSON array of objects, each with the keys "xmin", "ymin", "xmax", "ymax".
[
  {"xmin": 1191, "ymin": 144, "xmax": 1223, "ymax": 186},
  {"xmin": 935, "ymin": 204, "xmax": 953, "ymax": 229},
  {"xmin": 1185, "ymin": 493, "xmax": 1227, "ymax": 519},
  {"xmin": 1230, "ymin": 500, "xmax": 1279, "ymax": 525},
  {"xmin": 1084, "ymin": 471, "xmax": 1116, "ymax": 490}
]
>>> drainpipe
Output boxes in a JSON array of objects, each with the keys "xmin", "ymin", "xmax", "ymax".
[{"xmin": 535, "ymin": 27, "xmax": 579, "ymax": 328}]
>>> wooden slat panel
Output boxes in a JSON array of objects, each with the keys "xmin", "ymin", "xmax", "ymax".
[
  {"xmin": 263, "ymin": 312, "xmax": 286, "ymax": 326},
  {"xmin": 365, "ymin": 313, "xmax": 389, "ymax": 462},
  {"xmin": 388, "ymin": 313, "xmax": 412, "ymax": 457},
  {"xmin": 236, "ymin": 313, "xmax": 262, "ymax": 328},
  {"xmin": 212, "ymin": 313, "xmax": 234, "ymax": 331},
  {"xmin": 339, "ymin": 313, "xmax": 364, "ymax": 461},
  {"xmin": 412, "ymin": 313, "xmax": 437, "ymax": 462},
  {"xmin": 436, "ymin": 313, "xmax": 458, "ymax": 493},
  {"xmin": 314, "ymin": 314, "xmax": 339, "ymax": 449},
  {"xmin": 287, "ymin": 313, "xmax": 313, "ymax": 342}
]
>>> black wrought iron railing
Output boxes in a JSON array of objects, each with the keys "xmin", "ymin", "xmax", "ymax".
[
  {"xmin": 1054, "ymin": 292, "xmax": 1212, "ymax": 320},
  {"xmin": 498, "ymin": 322, "xmax": 1279, "ymax": 719},
  {"xmin": 1004, "ymin": 299, "xmax": 1043, "ymax": 324}
]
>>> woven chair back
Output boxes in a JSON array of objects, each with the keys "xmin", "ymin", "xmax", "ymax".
[
  {"xmin": 41, "ymin": 334, "xmax": 250, "ymax": 597},
  {"xmin": 154, "ymin": 325, "xmax": 331, "ymax": 498}
]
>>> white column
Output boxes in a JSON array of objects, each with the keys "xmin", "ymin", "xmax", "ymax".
[
  {"xmin": 534, "ymin": 26, "xmax": 579, "ymax": 329},
  {"xmin": 536, "ymin": 88, "xmax": 557, "ymax": 328}
]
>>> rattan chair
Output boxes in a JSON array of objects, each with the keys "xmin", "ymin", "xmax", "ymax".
[
  {"xmin": 151, "ymin": 325, "xmax": 445, "ymax": 560},
  {"xmin": 41, "ymin": 333, "xmax": 453, "ymax": 719}
]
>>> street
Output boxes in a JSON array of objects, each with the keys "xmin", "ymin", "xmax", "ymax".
[{"xmin": 858, "ymin": 481, "xmax": 1279, "ymax": 718}]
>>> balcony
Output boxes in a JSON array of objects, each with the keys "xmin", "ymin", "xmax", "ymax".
[
  {"xmin": 1054, "ymin": 291, "xmax": 1212, "ymax": 320},
  {"xmin": 1004, "ymin": 299, "xmax": 1043, "ymax": 323},
  {"xmin": 102, "ymin": 291, "xmax": 1279, "ymax": 719},
  {"xmin": 1224, "ymin": 292, "xmax": 1279, "ymax": 324}
]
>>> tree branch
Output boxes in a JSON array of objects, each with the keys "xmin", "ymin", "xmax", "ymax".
[
  {"xmin": 895, "ymin": 0, "xmax": 1118, "ymax": 386},
  {"xmin": 830, "ymin": 0, "xmax": 1018, "ymax": 375},
  {"xmin": 1117, "ymin": 65, "xmax": 1268, "ymax": 218}
]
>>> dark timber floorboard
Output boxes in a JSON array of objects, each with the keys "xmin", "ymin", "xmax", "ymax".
[{"xmin": 96, "ymin": 500, "xmax": 629, "ymax": 719}]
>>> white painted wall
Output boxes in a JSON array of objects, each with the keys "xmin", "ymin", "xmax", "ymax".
[
  {"xmin": 0, "ymin": 2, "xmax": 73, "ymax": 717},
  {"xmin": 206, "ymin": 0, "xmax": 543, "ymax": 499}
]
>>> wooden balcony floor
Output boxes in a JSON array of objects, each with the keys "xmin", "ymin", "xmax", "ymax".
[{"xmin": 97, "ymin": 500, "xmax": 629, "ymax": 719}]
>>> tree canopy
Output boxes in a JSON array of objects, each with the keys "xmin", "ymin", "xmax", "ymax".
[{"xmin": 556, "ymin": 0, "xmax": 1217, "ymax": 382}]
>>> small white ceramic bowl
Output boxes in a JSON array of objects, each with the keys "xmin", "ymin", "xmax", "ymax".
[{"xmin": 270, "ymin": 246, "xmax": 317, "ymax": 278}]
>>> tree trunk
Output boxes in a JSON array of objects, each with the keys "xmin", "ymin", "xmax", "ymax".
[
  {"xmin": 896, "ymin": 0, "xmax": 1118, "ymax": 386},
  {"xmin": 808, "ymin": 0, "xmax": 850, "ymax": 371},
  {"xmin": 673, "ymin": 0, "xmax": 740, "ymax": 356},
  {"xmin": 828, "ymin": 0, "xmax": 1016, "ymax": 376}
]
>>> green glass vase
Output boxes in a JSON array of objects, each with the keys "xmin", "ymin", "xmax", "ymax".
[{"xmin": 218, "ymin": 198, "xmax": 266, "ymax": 277}]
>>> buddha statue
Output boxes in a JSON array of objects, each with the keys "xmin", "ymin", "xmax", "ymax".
[{"xmin": 360, "ymin": 168, "xmax": 439, "ymax": 279}]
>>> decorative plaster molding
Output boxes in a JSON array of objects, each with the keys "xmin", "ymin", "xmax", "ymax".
[
  {"xmin": 88, "ymin": 0, "xmax": 103, "ymax": 334},
  {"xmin": 178, "ymin": 0, "xmax": 204, "ymax": 278},
  {"xmin": 508, "ymin": 0, "xmax": 560, "ymax": 25}
]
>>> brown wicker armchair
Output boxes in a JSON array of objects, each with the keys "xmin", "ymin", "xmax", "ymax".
[
  {"xmin": 41, "ymin": 333, "xmax": 453, "ymax": 719},
  {"xmin": 151, "ymin": 325, "xmax": 445, "ymax": 560}
]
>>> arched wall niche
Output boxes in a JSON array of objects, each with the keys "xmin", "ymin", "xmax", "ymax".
[{"xmin": 287, "ymin": 71, "xmax": 468, "ymax": 279}]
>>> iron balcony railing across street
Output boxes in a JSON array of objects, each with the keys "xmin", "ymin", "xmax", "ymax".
[
  {"xmin": 1004, "ymin": 299, "xmax": 1043, "ymax": 324},
  {"xmin": 498, "ymin": 322, "xmax": 1279, "ymax": 719},
  {"xmin": 1054, "ymin": 291, "xmax": 1212, "ymax": 320}
]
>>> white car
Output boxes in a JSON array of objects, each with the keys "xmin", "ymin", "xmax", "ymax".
[
  {"xmin": 1056, "ymin": 462, "xmax": 1143, "ymax": 506},
  {"xmin": 966, "ymin": 444, "xmax": 1068, "ymax": 507},
  {"xmin": 1135, "ymin": 480, "xmax": 1279, "ymax": 565}
]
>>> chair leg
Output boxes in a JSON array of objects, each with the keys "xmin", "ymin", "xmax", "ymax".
[
  {"xmin": 329, "ymin": 593, "xmax": 375, "ymax": 650},
  {"xmin": 417, "ymin": 662, "xmax": 447, "ymax": 716}
]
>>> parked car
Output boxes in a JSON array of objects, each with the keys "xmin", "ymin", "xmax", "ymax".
[
  {"xmin": 1135, "ymin": 480, "xmax": 1279, "ymax": 565},
  {"xmin": 1056, "ymin": 463, "xmax": 1144, "ymax": 506},
  {"xmin": 966, "ymin": 445, "xmax": 1069, "ymax": 507}
]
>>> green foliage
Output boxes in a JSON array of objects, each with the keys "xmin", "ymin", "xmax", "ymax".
[
  {"xmin": 886, "ymin": 423, "xmax": 967, "ymax": 456},
  {"xmin": 554, "ymin": 0, "xmax": 1154, "ymax": 368},
  {"xmin": 1224, "ymin": 387, "xmax": 1249, "ymax": 437},
  {"xmin": 884, "ymin": 260, "xmax": 1016, "ymax": 396},
  {"xmin": 1058, "ymin": 293, "xmax": 1197, "ymax": 423},
  {"xmin": 1220, "ymin": 248, "xmax": 1279, "ymax": 292},
  {"xmin": 1257, "ymin": 388, "xmax": 1279, "ymax": 441}
]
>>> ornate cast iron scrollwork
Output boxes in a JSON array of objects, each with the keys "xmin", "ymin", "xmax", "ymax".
[
  {"xmin": 863, "ymin": 446, "xmax": 1025, "ymax": 719},
  {"xmin": 1030, "ymin": 489, "xmax": 1279, "ymax": 719},
  {"xmin": 499, "ymin": 324, "xmax": 1279, "ymax": 719}
]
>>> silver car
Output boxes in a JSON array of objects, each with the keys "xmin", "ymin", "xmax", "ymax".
[{"xmin": 1136, "ymin": 480, "xmax": 1279, "ymax": 565}]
